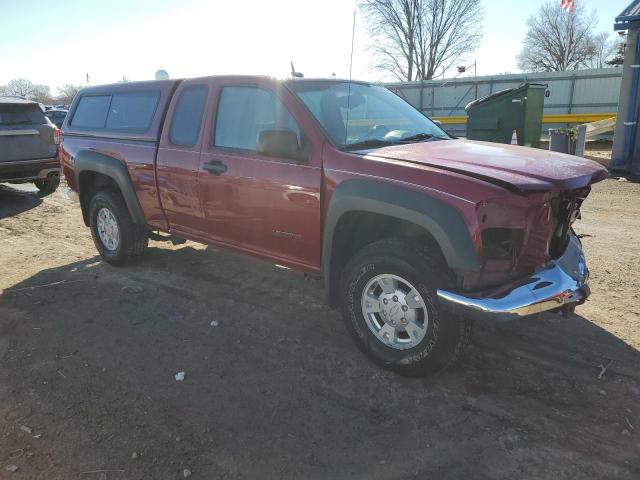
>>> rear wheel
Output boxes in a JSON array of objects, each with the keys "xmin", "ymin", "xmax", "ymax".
[
  {"xmin": 89, "ymin": 190, "xmax": 148, "ymax": 266},
  {"xmin": 34, "ymin": 174, "xmax": 60, "ymax": 196},
  {"xmin": 340, "ymin": 238, "xmax": 471, "ymax": 377}
]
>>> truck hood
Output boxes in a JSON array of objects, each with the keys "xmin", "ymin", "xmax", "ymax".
[{"xmin": 361, "ymin": 139, "xmax": 608, "ymax": 192}]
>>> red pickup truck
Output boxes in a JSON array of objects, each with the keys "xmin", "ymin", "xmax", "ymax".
[{"xmin": 60, "ymin": 76, "xmax": 607, "ymax": 376}]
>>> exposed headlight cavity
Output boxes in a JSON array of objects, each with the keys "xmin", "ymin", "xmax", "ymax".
[{"xmin": 481, "ymin": 228, "xmax": 525, "ymax": 260}]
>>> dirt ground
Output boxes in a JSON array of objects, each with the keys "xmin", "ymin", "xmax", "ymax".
[
  {"xmin": 538, "ymin": 140, "xmax": 613, "ymax": 167},
  {"xmin": 1, "ymin": 177, "xmax": 639, "ymax": 480},
  {"xmin": 583, "ymin": 141, "xmax": 614, "ymax": 166}
]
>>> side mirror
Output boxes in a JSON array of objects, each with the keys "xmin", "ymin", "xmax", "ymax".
[{"xmin": 257, "ymin": 129, "xmax": 307, "ymax": 161}]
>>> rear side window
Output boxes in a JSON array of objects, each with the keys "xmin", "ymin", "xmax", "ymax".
[
  {"xmin": 169, "ymin": 85, "xmax": 208, "ymax": 147},
  {"xmin": 106, "ymin": 91, "xmax": 159, "ymax": 131},
  {"xmin": 214, "ymin": 86, "xmax": 300, "ymax": 151},
  {"xmin": 71, "ymin": 91, "xmax": 159, "ymax": 132},
  {"xmin": 71, "ymin": 95, "xmax": 111, "ymax": 128},
  {"xmin": 0, "ymin": 104, "xmax": 47, "ymax": 125}
]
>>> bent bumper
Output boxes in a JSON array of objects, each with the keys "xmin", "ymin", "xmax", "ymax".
[{"xmin": 437, "ymin": 234, "xmax": 590, "ymax": 321}]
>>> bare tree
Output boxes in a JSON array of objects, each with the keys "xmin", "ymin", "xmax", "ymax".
[
  {"xmin": 517, "ymin": 1, "xmax": 598, "ymax": 72},
  {"xmin": 30, "ymin": 85, "xmax": 53, "ymax": 104},
  {"xmin": 55, "ymin": 84, "xmax": 82, "ymax": 104},
  {"xmin": 1, "ymin": 78, "xmax": 52, "ymax": 103},
  {"xmin": 414, "ymin": 0, "xmax": 483, "ymax": 80},
  {"xmin": 2, "ymin": 78, "xmax": 38, "ymax": 98},
  {"xmin": 359, "ymin": 0, "xmax": 484, "ymax": 81},
  {"xmin": 586, "ymin": 32, "xmax": 619, "ymax": 69},
  {"xmin": 359, "ymin": 0, "xmax": 420, "ymax": 81}
]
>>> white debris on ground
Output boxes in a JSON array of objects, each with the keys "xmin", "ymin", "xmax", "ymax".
[
  {"xmin": 174, "ymin": 371, "xmax": 185, "ymax": 381},
  {"xmin": 210, "ymin": 320, "xmax": 219, "ymax": 327}
]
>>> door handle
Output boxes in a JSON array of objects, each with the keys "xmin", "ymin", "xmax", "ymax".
[{"xmin": 203, "ymin": 159, "xmax": 228, "ymax": 176}]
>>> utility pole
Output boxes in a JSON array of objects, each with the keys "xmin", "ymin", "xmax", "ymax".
[{"xmin": 473, "ymin": 60, "xmax": 478, "ymax": 100}]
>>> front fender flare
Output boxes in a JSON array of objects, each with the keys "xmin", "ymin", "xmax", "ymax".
[{"xmin": 322, "ymin": 179, "xmax": 479, "ymax": 306}]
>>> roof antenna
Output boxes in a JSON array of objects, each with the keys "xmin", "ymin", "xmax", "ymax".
[
  {"xmin": 344, "ymin": 10, "xmax": 356, "ymax": 145},
  {"xmin": 290, "ymin": 62, "xmax": 304, "ymax": 79}
]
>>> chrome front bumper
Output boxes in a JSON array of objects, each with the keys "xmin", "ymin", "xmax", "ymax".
[{"xmin": 437, "ymin": 234, "xmax": 590, "ymax": 321}]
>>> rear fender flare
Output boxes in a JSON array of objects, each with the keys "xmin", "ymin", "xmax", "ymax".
[{"xmin": 74, "ymin": 150, "xmax": 146, "ymax": 226}]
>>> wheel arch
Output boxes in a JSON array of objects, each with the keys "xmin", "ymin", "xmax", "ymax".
[
  {"xmin": 322, "ymin": 179, "xmax": 479, "ymax": 308},
  {"xmin": 74, "ymin": 151, "xmax": 146, "ymax": 227}
]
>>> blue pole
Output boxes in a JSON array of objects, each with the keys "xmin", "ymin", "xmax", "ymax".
[{"xmin": 623, "ymin": 30, "xmax": 640, "ymax": 173}]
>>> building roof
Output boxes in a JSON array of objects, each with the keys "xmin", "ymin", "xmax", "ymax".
[{"xmin": 615, "ymin": 0, "xmax": 640, "ymax": 30}]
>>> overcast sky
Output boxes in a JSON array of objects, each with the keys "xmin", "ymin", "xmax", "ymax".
[{"xmin": 0, "ymin": 0, "xmax": 630, "ymax": 92}]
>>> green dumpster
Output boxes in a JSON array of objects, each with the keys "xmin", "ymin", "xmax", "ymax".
[{"xmin": 465, "ymin": 83, "xmax": 546, "ymax": 148}]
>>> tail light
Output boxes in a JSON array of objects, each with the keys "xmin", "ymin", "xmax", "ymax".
[{"xmin": 53, "ymin": 127, "xmax": 61, "ymax": 145}]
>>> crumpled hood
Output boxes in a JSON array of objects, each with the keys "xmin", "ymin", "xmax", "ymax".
[{"xmin": 361, "ymin": 139, "xmax": 608, "ymax": 192}]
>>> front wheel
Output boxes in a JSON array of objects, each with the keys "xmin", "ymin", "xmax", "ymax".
[
  {"xmin": 340, "ymin": 238, "xmax": 471, "ymax": 377},
  {"xmin": 89, "ymin": 190, "xmax": 148, "ymax": 266}
]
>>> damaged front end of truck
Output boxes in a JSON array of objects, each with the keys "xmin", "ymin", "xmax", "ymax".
[{"xmin": 439, "ymin": 184, "xmax": 599, "ymax": 321}]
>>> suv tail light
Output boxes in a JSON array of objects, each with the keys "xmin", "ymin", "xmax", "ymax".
[{"xmin": 53, "ymin": 127, "xmax": 61, "ymax": 145}]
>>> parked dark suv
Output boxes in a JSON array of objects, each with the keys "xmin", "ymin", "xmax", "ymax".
[
  {"xmin": 0, "ymin": 96, "xmax": 60, "ymax": 195},
  {"xmin": 44, "ymin": 109, "xmax": 68, "ymax": 128}
]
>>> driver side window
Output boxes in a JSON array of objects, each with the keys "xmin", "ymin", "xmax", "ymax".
[{"xmin": 214, "ymin": 86, "xmax": 301, "ymax": 152}]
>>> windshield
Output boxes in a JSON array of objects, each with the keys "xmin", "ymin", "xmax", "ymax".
[{"xmin": 288, "ymin": 81, "xmax": 449, "ymax": 150}]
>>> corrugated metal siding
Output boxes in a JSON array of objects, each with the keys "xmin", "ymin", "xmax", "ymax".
[{"xmin": 384, "ymin": 68, "xmax": 622, "ymax": 136}]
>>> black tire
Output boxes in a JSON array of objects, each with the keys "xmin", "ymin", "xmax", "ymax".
[
  {"xmin": 34, "ymin": 174, "xmax": 60, "ymax": 197},
  {"xmin": 88, "ymin": 189, "xmax": 148, "ymax": 266},
  {"xmin": 340, "ymin": 238, "xmax": 472, "ymax": 377}
]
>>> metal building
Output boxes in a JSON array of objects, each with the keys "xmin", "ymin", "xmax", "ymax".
[
  {"xmin": 385, "ymin": 68, "xmax": 621, "ymax": 138},
  {"xmin": 611, "ymin": 1, "xmax": 640, "ymax": 177}
]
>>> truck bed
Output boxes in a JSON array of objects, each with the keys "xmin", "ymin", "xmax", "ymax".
[{"xmin": 61, "ymin": 80, "xmax": 181, "ymax": 227}]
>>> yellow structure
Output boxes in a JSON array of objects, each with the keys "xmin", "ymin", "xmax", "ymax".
[{"xmin": 432, "ymin": 113, "xmax": 617, "ymax": 126}]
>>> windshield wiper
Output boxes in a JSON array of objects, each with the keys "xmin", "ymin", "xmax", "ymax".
[
  {"xmin": 398, "ymin": 132, "xmax": 448, "ymax": 142},
  {"xmin": 342, "ymin": 139, "xmax": 398, "ymax": 151},
  {"xmin": 342, "ymin": 132, "xmax": 449, "ymax": 151}
]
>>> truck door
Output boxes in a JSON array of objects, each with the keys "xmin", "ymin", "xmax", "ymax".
[
  {"xmin": 196, "ymin": 79, "xmax": 323, "ymax": 272},
  {"xmin": 156, "ymin": 82, "xmax": 210, "ymax": 235}
]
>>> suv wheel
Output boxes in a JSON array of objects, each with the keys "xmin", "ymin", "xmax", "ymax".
[
  {"xmin": 89, "ymin": 190, "xmax": 148, "ymax": 266},
  {"xmin": 340, "ymin": 238, "xmax": 472, "ymax": 377},
  {"xmin": 34, "ymin": 174, "xmax": 60, "ymax": 196}
]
